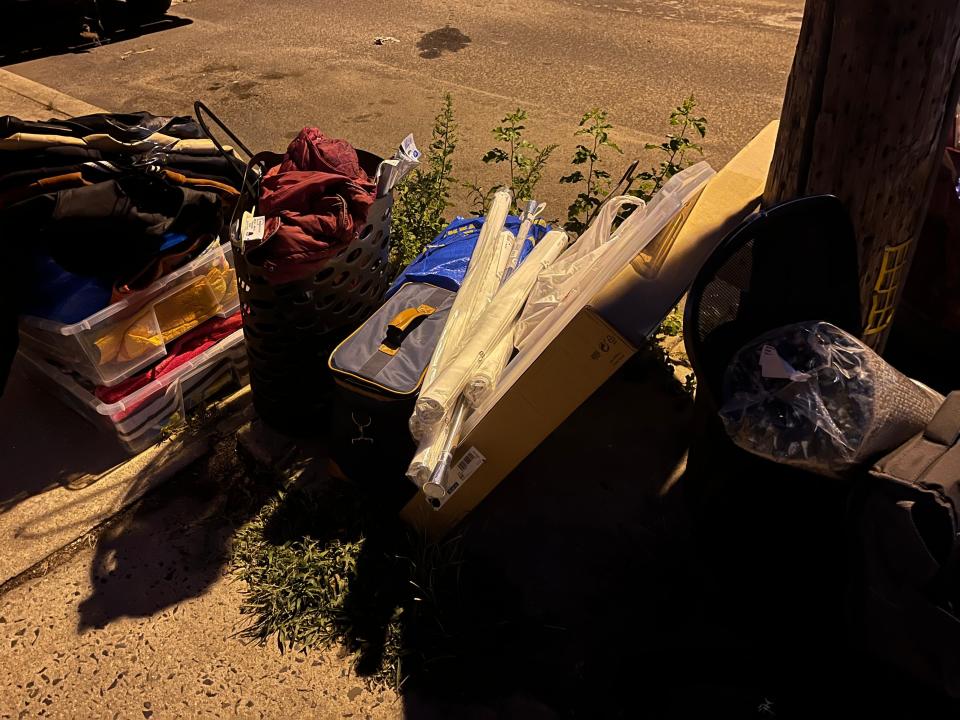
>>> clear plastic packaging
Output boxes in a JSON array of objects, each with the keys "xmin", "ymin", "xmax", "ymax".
[
  {"xmin": 515, "ymin": 195, "xmax": 644, "ymax": 346},
  {"xmin": 18, "ymin": 329, "xmax": 248, "ymax": 453},
  {"xmin": 19, "ymin": 242, "xmax": 239, "ymax": 387},
  {"xmin": 719, "ymin": 321, "xmax": 944, "ymax": 475}
]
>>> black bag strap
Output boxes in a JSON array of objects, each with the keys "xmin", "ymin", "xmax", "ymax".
[{"xmin": 378, "ymin": 303, "xmax": 438, "ymax": 356}]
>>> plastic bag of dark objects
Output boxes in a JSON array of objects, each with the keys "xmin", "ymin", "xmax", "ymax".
[{"xmin": 719, "ymin": 321, "xmax": 944, "ymax": 476}]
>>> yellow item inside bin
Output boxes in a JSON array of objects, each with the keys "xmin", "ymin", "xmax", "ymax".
[{"xmin": 93, "ymin": 265, "xmax": 238, "ymax": 366}]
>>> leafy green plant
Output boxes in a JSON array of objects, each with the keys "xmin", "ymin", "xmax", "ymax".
[
  {"xmin": 560, "ymin": 109, "xmax": 622, "ymax": 234},
  {"xmin": 390, "ymin": 93, "xmax": 458, "ymax": 271},
  {"xmin": 466, "ymin": 108, "xmax": 558, "ymax": 214},
  {"xmin": 627, "ymin": 95, "xmax": 706, "ymax": 202},
  {"xmin": 658, "ymin": 305, "xmax": 684, "ymax": 337}
]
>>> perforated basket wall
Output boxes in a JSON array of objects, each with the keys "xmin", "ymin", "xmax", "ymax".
[{"xmin": 233, "ymin": 150, "xmax": 392, "ymax": 434}]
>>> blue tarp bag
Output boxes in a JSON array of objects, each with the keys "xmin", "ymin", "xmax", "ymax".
[{"xmin": 387, "ymin": 215, "xmax": 550, "ymax": 299}]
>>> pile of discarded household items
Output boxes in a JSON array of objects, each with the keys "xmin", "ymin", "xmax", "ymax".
[
  {"xmin": 5, "ymin": 113, "xmax": 956, "ymax": 563},
  {"xmin": 0, "ymin": 111, "xmax": 249, "ymax": 451}
]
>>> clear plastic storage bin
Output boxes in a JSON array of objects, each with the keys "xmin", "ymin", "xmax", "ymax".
[
  {"xmin": 19, "ymin": 242, "xmax": 240, "ymax": 387},
  {"xmin": 19, "ymin": 329, "xmax": 248, "ymax": 454}
]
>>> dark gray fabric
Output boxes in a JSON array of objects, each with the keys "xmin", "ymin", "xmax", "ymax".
[
  {"xmin": 926, "ymin": 392, "xmax": 960, "ymax": 446},
  {"xmin": 856, "ymin": 390, "xmax": 960, "ymax": 698},
  {"xmin": 330, "ymin": 283, "xmax": 454, "ymax": 397}
]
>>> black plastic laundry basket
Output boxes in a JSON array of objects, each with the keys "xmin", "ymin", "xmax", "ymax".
[{"xmin": 230, "ymin": 150, "xmax": 393, "ymax": 435}]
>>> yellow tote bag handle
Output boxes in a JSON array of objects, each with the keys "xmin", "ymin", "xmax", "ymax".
[{"xmin": 379, "ymin": 304, "xmax": 436, "ymax": 356}]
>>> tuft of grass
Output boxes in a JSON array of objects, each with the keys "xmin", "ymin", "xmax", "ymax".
[{"xmin": 231, "ymin": 474, "xmax": 463, "ymax": 689}]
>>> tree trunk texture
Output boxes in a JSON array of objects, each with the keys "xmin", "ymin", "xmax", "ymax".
[{"xmin": 764, "ymin": 0, "xmax": 960, "ymax": 350}]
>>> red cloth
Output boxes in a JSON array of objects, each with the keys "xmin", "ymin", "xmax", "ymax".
[
  {"xmin": 253, "ymin": 128, "xmax": 375, "ymax": 284},
  {"xmin": 95, "ymin": 312, "xmax": 242, "ymax": 406}
]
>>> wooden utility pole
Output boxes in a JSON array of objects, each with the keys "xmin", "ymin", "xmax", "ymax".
[{"xmin": 764, "ymin": 0, "xmax": 960, "ymax": 350}]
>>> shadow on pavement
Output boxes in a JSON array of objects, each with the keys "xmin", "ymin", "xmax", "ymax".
[
  {"xmin": 256, "ymin": 345, "xmax": 960, "ymax": 719},
  {"xmin": 75, "ymin": 435, "xmax": 273, "ymax": 631},
  {"xmin": 1, "ymin": 11, "xmax": 191, "ymax": 67},
  {"xmin": 397, "ymin": 350, "xmax": 697, "ymax": 718},
  {"xmin": 68, "ymin": 341, "xmax": 960, "ymax": 717},
  {"xmin": 252, "ymin": 348, "xmax": 701, "ymax": 717},
  {"xmin": 0, "ymin": 358, "xmax": 128, "ymax": 515}
]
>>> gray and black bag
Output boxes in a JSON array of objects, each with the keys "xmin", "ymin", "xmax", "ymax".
[
  {"xmin": 328, "ymin": 282, "xmax": 454, "ymax": 491},
  {"xmin": 851, "ymin": 391, "xmax": 960, "ymax": 698}
]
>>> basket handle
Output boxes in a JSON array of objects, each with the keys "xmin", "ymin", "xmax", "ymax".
[
  {"xmin": 193, "ymin": 100, "xmax": 265, "ymax": 202},
  {"xmin": 194, "ymin": 100, "xmax": 254, "ymax": 162}
]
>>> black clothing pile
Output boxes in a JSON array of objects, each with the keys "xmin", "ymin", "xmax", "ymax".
[{"xmin": 0, "ymin": 111, "xmax": 245, "ymax": 392}]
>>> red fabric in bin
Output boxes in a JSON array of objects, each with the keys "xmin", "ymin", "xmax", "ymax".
[
  {"xmin": 251, "ymin": 128, "xmax": 376, "ymax": 284},
  {"xmin": 95, "ymin": 313, "xmax": 242, "ymax": 413}
]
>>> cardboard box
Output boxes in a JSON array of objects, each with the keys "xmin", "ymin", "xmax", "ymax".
[{"xmin": 402, "ymin": 123, "xmax": 779, "ymax": 538}]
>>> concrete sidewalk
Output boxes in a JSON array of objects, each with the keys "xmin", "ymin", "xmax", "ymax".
[
  {"xmin": 0, "ymin": 435, "xmax": 400, "ymax": 720},
  {"xmin": 0, "ymin": 69, "xmax": 101, "ymax": 120}
]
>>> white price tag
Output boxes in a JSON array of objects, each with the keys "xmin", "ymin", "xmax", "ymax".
[{"xmin": 240, "ymin": 212, "xmax": 265, "ymax": 246}]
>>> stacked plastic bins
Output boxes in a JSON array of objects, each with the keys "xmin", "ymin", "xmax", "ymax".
[{"xmin": 17, "ymin": 242, "xmax": 248, "ymax": 452}]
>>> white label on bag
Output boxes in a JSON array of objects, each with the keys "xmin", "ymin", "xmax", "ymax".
[
  {"xmin": 759, "ymin": 344, "xmax": 810, "ymax": 382},
  {"xmin": 240, "ymin": 212, "xmax": 266, "ymax": 245},
  {"xmin": 451, "ymin": 446, "xmax": 486, "ymax": 490}
]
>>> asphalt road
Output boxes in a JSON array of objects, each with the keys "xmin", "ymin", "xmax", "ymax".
[{"xmin": 8, "ymin": 0, "xmax": 804, "ymax": 214}]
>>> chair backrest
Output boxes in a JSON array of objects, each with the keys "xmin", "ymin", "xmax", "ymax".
[{"xmin": 683, "ymin": 195, "xmax": 862, "ymax": 406}]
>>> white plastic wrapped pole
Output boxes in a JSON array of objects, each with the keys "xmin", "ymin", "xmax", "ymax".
[
  {"xmin": 407, "ymin": 413, "xmax": 451, "ymax": 486},
  {"xmin": 406, "ymin": 227, "xmax": 517, "ymax": 483},
  {"xmin": 409, "ymin": 188, "xmax": 512, "ymax": 440},
  {"xmin": 416, "ymin": 229, "xmax": 569, "ymax": 424},
  {"xmin": 460, "ymin": 204, "xmax": 541, "ymax": 408},
  {"xmin": 502, "ymin": 200, "xmax": 545, "ymax": 284},
  {"xmin": 406, "ymin": 195, "xmax": 513, "ymax": 484},
  {"xmin": 463, "ymin": 326, "xmax": 515, "ymax": 408}
]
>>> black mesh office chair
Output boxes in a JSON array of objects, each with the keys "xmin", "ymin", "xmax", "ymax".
[{"xmin": 683, "ymin": 195, "xmax": 863, "ymax": 408}]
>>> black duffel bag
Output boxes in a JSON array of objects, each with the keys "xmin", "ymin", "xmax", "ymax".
[{"xmin": 328, "ymin": 282, "xmax": 454, "ymax": 502}]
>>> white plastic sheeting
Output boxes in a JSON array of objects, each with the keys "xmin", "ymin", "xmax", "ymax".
[
  {"xmin": 480, "ymin": 163, "xmax": 716, "ymax": 423},
  {"xmin": 409, "ymin": 229, "xmax": 516, "ymax": 479},
  {"xmin": 410, "ymin": 189, "xmax": 512, "ymax": 442}
]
